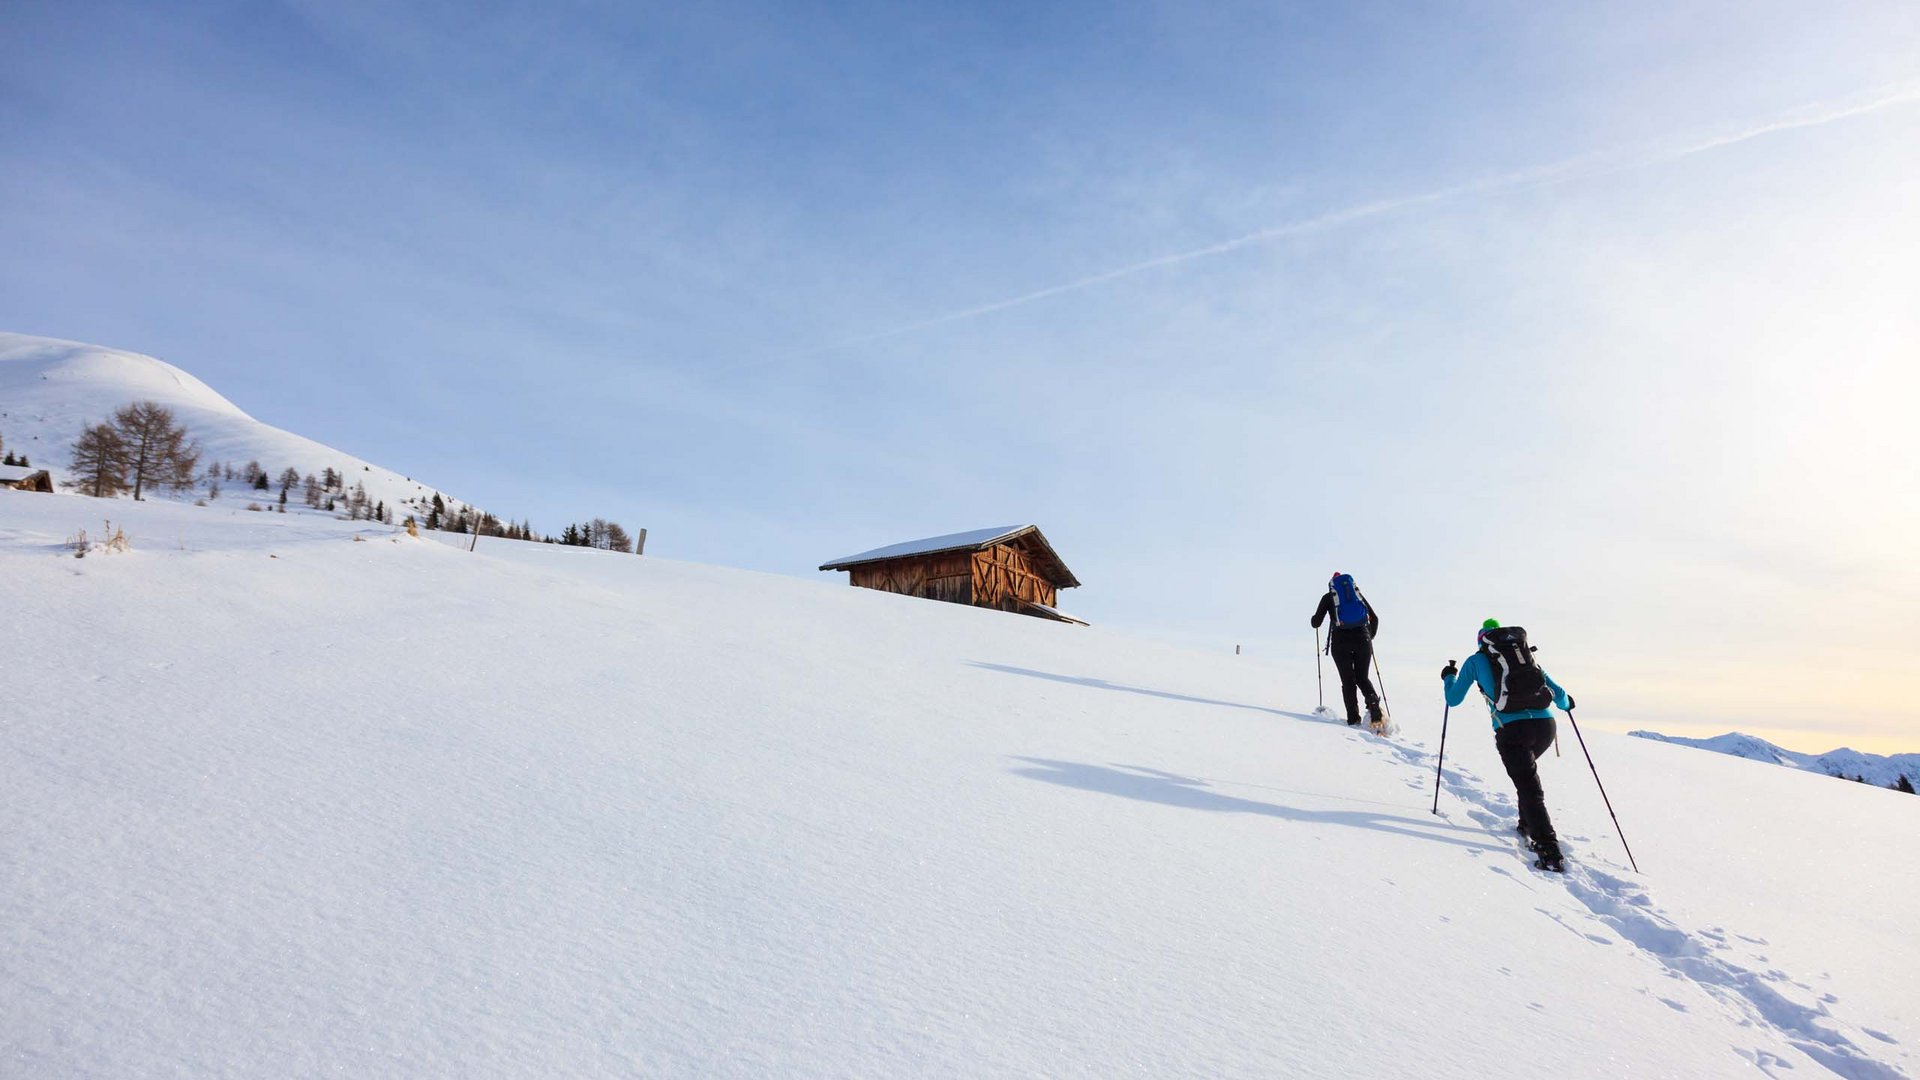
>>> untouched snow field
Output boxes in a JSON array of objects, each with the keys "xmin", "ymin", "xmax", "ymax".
[{"xmin": 3, "ymin": 490, "xmax": 1916, "ymax": 1079}]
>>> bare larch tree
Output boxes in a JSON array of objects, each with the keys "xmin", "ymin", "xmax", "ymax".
[
  {"xmin": 66, "ymin": 423, "xmax": 130, "ymax": 498},
  {"xmin": 587, "ymin": 518, "xmax": 634, "ymax": 553},
  {"xmin": 109, "ymin": 401, "xmax": 201, "ymax": 500}
]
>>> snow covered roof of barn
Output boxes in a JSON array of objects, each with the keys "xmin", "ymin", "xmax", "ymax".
[{"xmin": 819, "ymin": 525, "xmax": 1081, "ymax": 588}]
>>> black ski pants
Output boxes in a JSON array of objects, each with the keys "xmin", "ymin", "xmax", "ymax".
[
  {"xmin": 1495, "ymin": 716, "xmax": 1559, "ymax": 849},
  {"xmin": 1327, "ymin": 629, "xmax": 1379, "ymax": 723}
]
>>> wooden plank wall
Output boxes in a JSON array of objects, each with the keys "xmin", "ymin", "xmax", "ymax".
[
  {"xmin": 849, "ymin": 553, "xmax": 973, "ymax": 605},
  {"xmin": 971, "ymin": 543, "xmax": 1057, "ymax": 611}
]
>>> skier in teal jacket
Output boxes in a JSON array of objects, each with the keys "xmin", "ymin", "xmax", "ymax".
[
  {"xmin": 1444, "ymin": 651, "xmax": 1572, "ymax": 725},
  {"xmin": 1442, "ymin": 619, "xmax": 1574, "ymax": 871}
]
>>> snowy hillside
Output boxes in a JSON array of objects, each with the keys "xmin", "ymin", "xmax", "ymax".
[
  {"xmin": 3, "ymin": 491, "xmax": 1914, "ymax": 1079},
  {"xmin": 1632, "ymin": 730, "xmax": 1920, "ymax": 789},
  {"xmin": 0, "ymin": 331, "xmax": 472, "ymax": 519}
]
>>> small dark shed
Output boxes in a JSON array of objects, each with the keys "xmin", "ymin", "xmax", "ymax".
[
  {"xmin": 0, "ymin": 465, "xmax": 53, "ymax": 493},
  {"xmin": 819, "ymin": 525, "xmax": 1085, "ymax": 624}
]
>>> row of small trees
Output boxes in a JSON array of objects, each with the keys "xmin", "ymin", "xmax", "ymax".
[
  {"xmin": 60, "ymin": 401, "xmax": 644, "ymax": 551},
  {"xmin": 555, "ymin": 519, "xmax": 637, "ymax": 553},
  {"xmin": 213, "ymin": 463, "xmax": 388, "ymax": 521}
]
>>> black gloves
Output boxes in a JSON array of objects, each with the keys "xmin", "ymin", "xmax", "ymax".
[
  {"xmin": 1442, "ymin": 661, "xmax": 1458, "ymax": 680},
  {"xmin": 1565, "ymin": 695, "xmax": 1576, "ymax": 710}
]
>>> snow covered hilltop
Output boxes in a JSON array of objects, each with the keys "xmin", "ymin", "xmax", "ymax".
[
  {"xmin": 0, "ymin": 331, "xmax": 465, "ymax": 517},
  {"xmin": 4, "ymin": 335, "xmax": 1918, "ymax": 1078},
  {"xmin": 1631, "ymin": 730, "xmax": 1920, "ymax": 791},
  {"xmin": 0, "ymin": 331, "xmax": 629, "ymax": 545}
]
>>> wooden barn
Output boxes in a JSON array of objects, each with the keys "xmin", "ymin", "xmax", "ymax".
[
  {"xmin": 819, "ymin": 525, "xmax": 1086, "ymax": 625},
  {"xmin": 0, "ymin": 465, "xmax": 54, "ymax": 493}
]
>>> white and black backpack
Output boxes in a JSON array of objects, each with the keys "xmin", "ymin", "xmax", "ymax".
[{"xmin": 1478, "ymin": 625, "xmax": 1554, "ymax": 712}]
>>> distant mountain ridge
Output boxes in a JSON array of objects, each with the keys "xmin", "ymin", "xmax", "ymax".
[{"xmin": 1630, "ymin": 730, "xmax": 1919, "ymax": 789}]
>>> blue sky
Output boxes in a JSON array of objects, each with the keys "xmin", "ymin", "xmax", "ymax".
[{"xmin": 4, "ymin": 1, "xmax": 1918, "ymax": 751}]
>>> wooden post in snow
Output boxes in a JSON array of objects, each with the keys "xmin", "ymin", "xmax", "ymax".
[{"xmin": 635, "ymin": 528, "xmax": 647, "ymax": 556}]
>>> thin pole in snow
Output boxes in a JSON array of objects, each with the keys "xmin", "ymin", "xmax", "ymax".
[
  {"xmin": 1372, "ymin": 652, "xmax": 1392, "ymax": 718},
  {"xmin": 1566, "ymin": 706, "xmax": 1640, "ymax": 873},
  {"xmin": 1314, "ymin": 627, "xmax": 1325, "ymax": 712}
]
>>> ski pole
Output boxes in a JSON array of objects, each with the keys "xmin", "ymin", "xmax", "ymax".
[
  {"xmin": 1565, "ymin": 706, "xmax": 1640, "ymax": 873},
  {"xmin": 1432, "ymin": 700, "xmax": 1451, "ymax": 816},
  {"xmin": 1314, "ymin": 627, "xmax": 1325, "ymax": 712},
  {"xmin": 1371, "ymin": 652, "xmax": 1392, "ymax": 717}
]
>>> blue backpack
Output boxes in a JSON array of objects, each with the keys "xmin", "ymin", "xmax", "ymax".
[{"xmin": 1329, "ymin": 574, "xmax": 1368, "ymax": 629}]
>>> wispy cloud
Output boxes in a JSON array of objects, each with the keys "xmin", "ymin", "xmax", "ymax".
[{"xmin": 799, "ymin": 81, "xmax": 1920, "ymax": 356}]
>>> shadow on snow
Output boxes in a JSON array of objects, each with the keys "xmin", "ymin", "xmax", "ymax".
[
  {"xmin": 968, "ymin": 661, "xmax": 1291, "ymax": 717},
  {"xmin": 1008, "ymin": 758, "xmax": 1506, "ymax": 855}
]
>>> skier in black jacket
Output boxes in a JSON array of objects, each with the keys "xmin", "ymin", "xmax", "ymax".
[{"xmin": 1311, "ymin": 573, "xmax": 1382, "ymax": 727}]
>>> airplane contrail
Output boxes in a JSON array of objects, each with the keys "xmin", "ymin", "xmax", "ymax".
[{"xmin": 795, "ymin": 81, "xmax": 1920, "ymax": 357}]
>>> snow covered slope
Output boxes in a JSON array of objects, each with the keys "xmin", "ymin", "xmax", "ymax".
[
  {"xmin": 1632, "ymin": 730, "xmax": 1920, "ymax": 789},
  {"xmin": 3, "ymin": 492, "xmax": 1915, "ymax": 1079},
  {"xmin": 0, "ymin": 331, "xmax": 468, "ymax": 517}
]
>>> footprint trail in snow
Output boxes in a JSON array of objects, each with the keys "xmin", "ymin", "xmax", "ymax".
[{"xmin": 1367, "ymin": 734, "xmax": 1908, "ymax": 1080}]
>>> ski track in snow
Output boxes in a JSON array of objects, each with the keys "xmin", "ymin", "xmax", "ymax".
[{"xmin": 1367, "ymin": 736, "xmax": 1907, "ymax": 1080}]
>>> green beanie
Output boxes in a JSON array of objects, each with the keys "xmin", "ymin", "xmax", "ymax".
[{"xmin": 1482, "ymin": 618, "xmax": 1500, "ymax": 630}]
